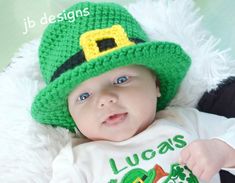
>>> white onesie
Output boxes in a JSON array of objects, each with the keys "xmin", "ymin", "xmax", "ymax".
[{"xmin": 50, "ymin": 107, "xmax": 235, "ymax": 183}]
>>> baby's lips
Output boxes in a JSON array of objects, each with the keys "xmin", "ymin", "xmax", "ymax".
[
  {"xmin": 109, "ymin": 113, "xmax": 123, "ymax": 120},
  {"xmin": 104, "ymin": 112, "xmax": 128, "ymax": 125}
]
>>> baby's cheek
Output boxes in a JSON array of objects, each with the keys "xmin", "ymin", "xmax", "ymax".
[
  {"xmin": 70, "ymin": 110, "xmax": 79, "ymax": 125},
  {"xmin": 141, "ymin": 99, "xmax": 157, "ymax": 122},
  {"xmin": 76, "ymin": 120, "xmax": 90, "ymax": 136},
  {"xmin": 76, "ymin": 114, "xmax": 96, "ymax": 136}
]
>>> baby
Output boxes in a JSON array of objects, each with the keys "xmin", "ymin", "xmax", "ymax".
[{"xmin": 31, "ymin": 2, "xmax": 235, "ymax": 183}]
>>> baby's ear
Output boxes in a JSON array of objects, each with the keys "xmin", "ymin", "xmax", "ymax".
[
  {"xmin": 155, "ymin": 78, "xmax": 160, "ymax": 88},
  {"xmin": 156, "ymin": 86, "xmax": 161, "ymax": 98},
  {"xmin": 154, "ymin": 77, "xmax": 161, "ymax": 98}
]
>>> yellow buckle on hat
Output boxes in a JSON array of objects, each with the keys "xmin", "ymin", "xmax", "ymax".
[
  {"xmin": 133, "ymin": 177, "xmax": 144, "ymax": 183},
  {"xmin": 80, "ymin": 25, "xmax": 134, "ymax": 61}
]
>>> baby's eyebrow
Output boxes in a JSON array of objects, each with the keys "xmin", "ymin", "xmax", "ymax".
[{"xmin": 114, "ymin": 68, "xmax": 136, "ymax": 74}]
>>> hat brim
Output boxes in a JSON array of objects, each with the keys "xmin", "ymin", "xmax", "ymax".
[{"xmin": 31, "ymin": 41, "xmax": 191, "ymax": 132}]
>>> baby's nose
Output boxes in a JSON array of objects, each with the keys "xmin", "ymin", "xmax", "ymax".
[{"xmin": 98, "ymin": 92, "xmax": 118, "ymax": 108}]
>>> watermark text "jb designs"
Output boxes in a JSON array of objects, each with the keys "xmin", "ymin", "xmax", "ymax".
[{"xmin": 23, "ymin": 7, "xmax": 89, "ymax": 35}]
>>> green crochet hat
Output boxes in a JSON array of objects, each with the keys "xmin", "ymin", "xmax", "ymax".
[{"xmin": 31, "ymin": 2, "xmax": 191, "ymax": 132}]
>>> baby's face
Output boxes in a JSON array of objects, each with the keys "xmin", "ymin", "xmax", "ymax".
[{"xmin": 68, "ymin": 65, "xmax": 161, "ymax": 142}]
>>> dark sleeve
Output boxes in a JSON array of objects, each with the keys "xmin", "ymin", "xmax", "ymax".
[
  {"xmin": 197, "ymin": 76, "xmax": 235, "ymax": 183},
  {"xmin": 197, "ymin": 77, "xmax": 235, "ymax": 117}
]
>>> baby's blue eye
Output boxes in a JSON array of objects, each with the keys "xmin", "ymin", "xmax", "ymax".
[
  {"xmin": 114, "ymin": 76, "xmax": 129, "ymax": 85},
  {"xmin": 78, "ymin": 92, "xmax": 90, "ymax": 101}
]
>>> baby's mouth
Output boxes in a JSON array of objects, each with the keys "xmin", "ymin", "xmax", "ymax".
[{"xmin": 103, "ymin": 112, "xmax": 128, "ymax": 126}]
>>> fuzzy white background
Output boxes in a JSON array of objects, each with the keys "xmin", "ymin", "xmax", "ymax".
[{"xmin": 0, "ymin": 0, "xmax": 235, "ymax": 182}]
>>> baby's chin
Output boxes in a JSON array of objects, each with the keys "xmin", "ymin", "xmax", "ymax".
[
  {"xmin": 89, "ymin": 132, "xmax": 136, "ymax": 142},
  {"xmin": 108, "ymin": 135, "xmax": 133, "ymax": 142},
  {"xmin": 88, "ymin": 125, "xmax": 150, "ymax": 142}
]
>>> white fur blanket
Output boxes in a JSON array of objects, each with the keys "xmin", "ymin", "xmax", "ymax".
[{"xmin": 0, "ymin": 0, "xmax": 235, "ymax": 182}]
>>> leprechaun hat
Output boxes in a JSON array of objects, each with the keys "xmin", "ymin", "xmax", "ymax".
[{"xmin": 31, "ymin": 2, "xmax": 191, "ymax": 132}]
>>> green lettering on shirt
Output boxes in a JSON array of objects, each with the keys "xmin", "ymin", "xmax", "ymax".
[{"xmin": 109, "ymin": 158, "xmax": 128, "ymax": 175}]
